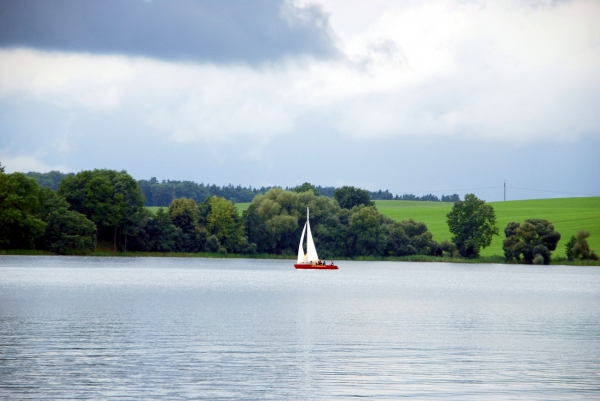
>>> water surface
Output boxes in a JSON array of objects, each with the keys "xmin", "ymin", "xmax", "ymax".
[{"xmin": 1, "ymin": 256, "xmax": 599, "ymax": 399}]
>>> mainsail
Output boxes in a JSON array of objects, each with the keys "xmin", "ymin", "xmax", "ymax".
[
  {"xmin": 305, "ymin": 207, "xmax": 319, "ymax": 262},
  {"xmin": 294, "ymin": 206, "xmax": 337, "ymax": 269},
  {"xmin": 296, "ymin": 207, "xmax": 320, "ymax": 264}
]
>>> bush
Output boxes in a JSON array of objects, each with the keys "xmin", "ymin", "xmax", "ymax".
[
  {"xmin": 503, "ymin": 219, "xmax": 561, "ymax": 265},
  {"xmin": 565, "ymin": 230, "xmax": 598, "ymax": 261},
  {"xmin": 43, "ymin": 210, "xmax": 95, "ymax": 254},
  {"xmin": 439, "ymin": 240, "xmax": 457, "ymax": 257},
  {"xmin": 205, "ymin": 235, "xmax": 220, "ymax": 253}
]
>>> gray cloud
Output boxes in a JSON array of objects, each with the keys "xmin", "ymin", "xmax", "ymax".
[{"xmin": 0, "ymin": 0, "xmax": 338, "ymax": 64}]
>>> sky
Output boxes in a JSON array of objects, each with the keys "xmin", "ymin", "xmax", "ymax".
[{"xmin": 1, "ymin": 0, "xmax": 599, "ymax": 201}]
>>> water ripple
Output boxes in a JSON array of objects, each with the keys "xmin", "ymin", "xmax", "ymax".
[{"xmin": 1, "ymin": 256, "xmax": 599, "ymax": 399}]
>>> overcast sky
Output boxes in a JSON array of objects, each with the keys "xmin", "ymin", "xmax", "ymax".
[{"xmin": 1, "ymin": 0, "xmax": 599, "ymax": 201}]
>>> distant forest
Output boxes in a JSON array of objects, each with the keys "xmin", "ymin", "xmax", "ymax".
[{"xmin": 25, "ymin": 171, "xmax": 460, "ymax": 206}]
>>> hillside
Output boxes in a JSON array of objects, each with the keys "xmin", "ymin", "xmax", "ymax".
[
  {"xmin": 149, "ymin": 197, "xmax": 600, "ymax": 258},
  {"xmin": 376, "ymin": 197, "xmax": 600, "ymax": 258}
]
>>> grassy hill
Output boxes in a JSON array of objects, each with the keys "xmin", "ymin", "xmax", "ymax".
[
  {"xmin": 376, "ymin": 197, "xmax": 600, "ymax": 258},
  {"xmin": 147, "ymin": 197, "xmax": 600, "ymax": 258}
]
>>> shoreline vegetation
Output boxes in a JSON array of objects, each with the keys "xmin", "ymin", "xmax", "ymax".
[
  {"xmin": 1, "ymin": 249, "xmax": 598, "ymax": 266},
  {"xmin": 2, "ymin": 166, "xmax": 598, "ymax": 266}
]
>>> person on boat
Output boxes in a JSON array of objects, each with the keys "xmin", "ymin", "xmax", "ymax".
[{"xmin": 331, "ymin": 260, "xmax": 334, "ymax": 266}]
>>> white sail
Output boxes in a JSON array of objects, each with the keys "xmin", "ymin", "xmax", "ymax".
[
  {"xmin": 306, "ymin": 207, "xmax": 319, "ymax": 262},
  {"xmin": 297, "ymin": 222, "xmax": 308, "ymax": 263}
]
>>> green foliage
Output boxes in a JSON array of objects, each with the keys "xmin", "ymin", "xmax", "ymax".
[
  {"xmin": 333, "ymin": 186, "xmax": 374, "ymax": 209},
  {"xmin": 447, "ymin": 194, "xmax": 499, "ymax": 258},
  {"xmin": 293, "ymin": 182, "xmax": 319, "ymax": 195},
  {"xmin": 168, "ymin": 198, "xmax": 207, "ymax": 252},
  {"xmin": 376, "ymin": 197, "xmax": 600, "ymax": 258},
  {"xmin": 385, "ymin": 218, "xmax": 439, "ymax": 257},
  {"xmin": 441, "ymin": 194, "xmax": 460, "ymax": 202},
  {"xmin": 169, "ymin": 197, "xmax": 202, "ymax": 230},
  {"xmin": 245, "ymin": 188, "xmax": 302, "ymax": 253},
  {"xmin": 0, "ymin": 171, "xmax": 46, "ymax": 249},
  {"xmin": 242, "ymin": 187, "xmax": 438, "ymax": 258},
  {"xmin": 205, "ymin": 196, "xmax": 246, "ymax": 253},
  {"xmin": 348, "ymin": 206, "xmax": 387, "ymax": 256},
  {"xmin": 565, "ymin": 230, "xmax": 598, "ymax": 261},
  {"xmin": 58, "ymin": 169, "xmax": 145, "ymax": 250},
  {"xmin": 242, "ymin": 203, "xmax": 270, "ymax": 253},
  {"xmin": 37, "ymin": 188, "xmax": 95, "ymax": 254},
  {"xmin": 26, "ymin": 170, "xmax": 73, "ymax": 190},
  {"xmin": 205, "ymin": 235, "xmax": 220, "ymax": 253},
  {"xmin": 399, "ymin": 219, "xmax": 437, "ymax": 255},
  {"xmin": 138, "ymin": 177, "xmax": 274, "ymax": 206},
  {"xmin": 439, "ymin": 240, "xmax": 457, "ymax": 257},
  {"xmin": 244, "ymin": 188, "xmax": 343, "ymax": 255},
  {"xmin": 138, "ymin": 207, "xmax": 178, "ymax": 252},
  {"xmin": 503, "ymin": 219, "xmax": 561, "ymax": 264},
  {"xmin": 43, "ymin": 210, "xmax": 95, "ymax": 254}
]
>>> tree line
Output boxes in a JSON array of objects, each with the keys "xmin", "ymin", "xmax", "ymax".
[
  {"xmin": 3, "ymin": 167, "xmax": 596, "ymax": 263},
  {"xmin": 27, "ymin": 171, "xmax": 460, "ymax": 206},
  {"xmin": 2, "ymin": 168, "xmax": 452, "ymax": 257}
]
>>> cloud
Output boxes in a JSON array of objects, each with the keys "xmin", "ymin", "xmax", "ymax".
[
  {"xmin": 0, "ymin": 0, "xmax": 599, "ymax": 150},
  {"xmin": 1, "ymin": 153, "xmax": 71, "ymax": 174},
  {"xmin": 0, "ymin": 0, "xmax": 339, "ymax": 65}
]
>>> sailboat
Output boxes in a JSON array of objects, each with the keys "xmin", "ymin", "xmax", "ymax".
[{"xmin": 294, "ymin": 207, "xmax": 338, "ymax": 269}]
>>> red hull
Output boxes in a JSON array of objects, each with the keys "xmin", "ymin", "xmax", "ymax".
[{"xmin": 294, "ymin": 263, "xmax": 338, "ymax": 270}]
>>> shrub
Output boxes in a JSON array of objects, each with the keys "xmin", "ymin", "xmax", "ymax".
[
  {"xmin": 503, "ymin": 219, "xmax": 561, "ymax": 265},
  {"xmin": 205, "ymin": 235, "xmax": 220, "ymax": 253},
  {"xmin": 565, "ymin": 230, "xmax": 598, "ymax": 261}
]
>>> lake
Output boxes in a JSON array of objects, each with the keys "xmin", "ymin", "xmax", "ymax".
[{"xmin": 1, "ymin": 256, "xmax": 599, "ymax": 399}]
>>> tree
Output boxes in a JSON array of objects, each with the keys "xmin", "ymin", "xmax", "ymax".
[
  {"xmin": 58, "ymin": 169, "xmax": 145, "ymax": 251},
  {"xmin": 333, "ymin": 186, "xmax": 374, "ymax": 209},
  {"xmin": 398, "ymin": 219, "xmax": 437, "ymax": 255},
  {"xmin": 565, "ymin": 230, "xmax": 598, "ymax": 261},
  {"xmin": 205, "ymin": 196, "xmax": 245, "ymax": 253},
  {"xmin": 243, "ymin": 187, "xmax": 343, "ymax": 255},
  {"xmin": 26, "ymin": 170, "xmax": 73, "ymax": 190},
  {"xmin": 168, "ymin": 197, "xmax": 207, "ymax": 252},
  {"xmin": 503, "ymin": 219, "xmax": 561, "ymax": 264},
  {"xmin": 37, "ymin": 188, "xmax": 95, "ymax": 254},
  {"xmin": 142, "ymin": 207, "xmax": 178, "ymax": 252},
  {"xmin": 113, "ymin": 172, "xmax": 146, "ymax": 250},
  {"xmin": 244, "ymin": 188, "xmax": 301, "ymax": 253},
  {"xmin": 348, "ymin": 206, "xmax": 387, "ymax": 256},
  {"xmin": 441, "ymin": 194, "xmax": 460, "ymax": 202},
  {"xmin": 384, "ymin": 218, "xmax": 438, "ymax": 257},
  {"xmin": 0, "ymin": 171, "xmax": 46, "ymax": 249},
  {"xmin": 242, "ymin": 187, "xmax": 444, "ymax": 259},
  {"xmin": 293, "ymin": 182, "xmax": 319, "ymax": 195},
  {"xmin": 447, "ymin": 194, "xmax": 499, "ymax": 258},
  {"xmin": 242, "ymin": 203, "xmax": 269, "ymax": 253}
]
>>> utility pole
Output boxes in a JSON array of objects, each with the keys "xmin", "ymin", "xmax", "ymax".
[{"xmin": 504, "ymin": 180, "xmax": 506, "ymax": 201}]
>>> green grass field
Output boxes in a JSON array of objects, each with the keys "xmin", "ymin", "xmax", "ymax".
[
  {"xmin": 146, "ymin": 197, "xmax": 600, "ymax": 258},
  {"xmin": 376, "ymin": 197, "xmax": 600, "ymax": 258}
]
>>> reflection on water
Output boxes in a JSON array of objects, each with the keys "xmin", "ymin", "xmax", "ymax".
[{"xmin": 1, "ymin": 256, "xmax": 599, "ymax": 399}]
